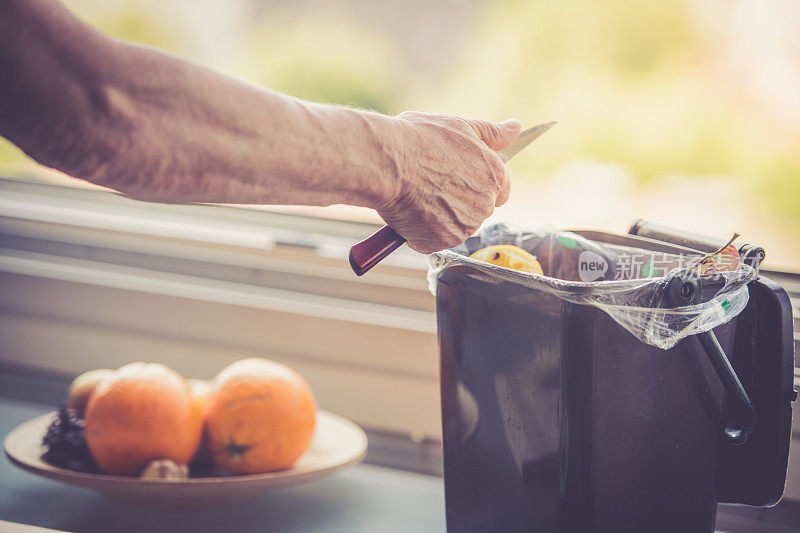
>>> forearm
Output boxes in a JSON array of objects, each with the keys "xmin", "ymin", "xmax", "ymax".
[
  {"xmin": 84, "ymin": 46, "xmax": 404, "ymax": 208},
  {"xmin": 0, "ymin": 0, "xmax": 401, "ymax": 208}
]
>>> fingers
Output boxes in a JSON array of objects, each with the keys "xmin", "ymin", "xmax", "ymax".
[
  {"xmin": 495, "ymin": 165, "xmax": 511, "ymax": 206},
  {"xmin": 465, "ymin": 118, "xmax": 522, "ymax": 151},
  {"xmin": 461, "ymin": 116, "xmax": 516, "ymax": 207}
]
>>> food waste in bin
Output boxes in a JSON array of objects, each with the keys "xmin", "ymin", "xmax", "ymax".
[{"xmin": 428, "ymin": 223, "xmax": 757, "ymax": 349}]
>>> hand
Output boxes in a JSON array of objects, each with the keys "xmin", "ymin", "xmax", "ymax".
[{"xmin": 377, "ymin": 111, "xmax": 521, "ymax": 254}]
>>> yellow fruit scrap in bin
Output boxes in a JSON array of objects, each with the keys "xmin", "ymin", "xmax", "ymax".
[{"xmin": 469, "ymin": 245, "xmax": 543, "ymax": 274}]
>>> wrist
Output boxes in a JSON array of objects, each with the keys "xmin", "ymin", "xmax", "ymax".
[{"xmin": 350, "ymin": 110, "xmax": 407, "ymax": 211}]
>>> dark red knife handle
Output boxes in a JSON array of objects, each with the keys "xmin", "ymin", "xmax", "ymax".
[{"xmin": 349, "ymin": 225, "xmax": 406, "ymax": 276}]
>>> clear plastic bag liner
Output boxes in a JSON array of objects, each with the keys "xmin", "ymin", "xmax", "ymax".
[{"xmin": 427, "ymin": 224, "xmax": 757, "ymax": 349}]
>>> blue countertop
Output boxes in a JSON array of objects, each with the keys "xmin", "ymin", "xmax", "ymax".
[{"xmin": 1, "ymin": 398, "xmax": 445, "ymax": 533}]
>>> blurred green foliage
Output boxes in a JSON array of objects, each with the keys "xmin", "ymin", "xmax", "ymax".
[
  {"xmin": 758, "ymin": 158, "xmax": 800, "ymax": 228},
  {"xmin": 86, "ymin": 8, "xmax": 178, "ymax": 52},
  {"xmin": 238, "ymin": 11, "xmax": 401, "ymax": 114},
  {"xmin": 425, "ymin": 0, "xmax": 799, "ymax": 228},
  {"xmin": 0, "ymin": 2, "xmax": 180, "ymax": 170},
  {"xmin": 431, "ymin": 0, "xmax": 758, "ymax": 173},
  {"xmin": 0, "ymin": 139, "xmax": 26, "ymax": 170}
]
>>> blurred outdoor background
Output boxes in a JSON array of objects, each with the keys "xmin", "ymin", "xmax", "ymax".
[
  {"xmin": 2, "ymin": 4, "xmax": 800, "ymax": 523},
  {"xmin": 1, "ymin": 0, "xmax": 799, "ymax": 268}
]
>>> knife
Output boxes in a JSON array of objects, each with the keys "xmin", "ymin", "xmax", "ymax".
[{"xmin": 348, "ymin": 122, "xmax": 556, "ymax": 276}]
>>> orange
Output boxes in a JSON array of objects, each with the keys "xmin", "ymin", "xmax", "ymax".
[
  {"xmin": 84, "ymin": 363, "xmax": 202, "ymax": 476},
  {"xmin": 188, "ymin": 378, "xmax": 213, "ymax": 419},
  {"xmin": 188, "ymin": 379, "xmax": 214, "ymax": 465},
  {"xmin": 66, "ymin": 368, "xmax": 114, "ymax": 416},
  {"xmin": 205, "ymin": 358, "xmax": 316, "ymax": 474}
]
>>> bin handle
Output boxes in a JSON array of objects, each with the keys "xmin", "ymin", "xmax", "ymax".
[
  {"xmin": 663, "ymin": 269, "xmax": 756, "ymax": 446},
  {"xmin": 697, "ymin": 330, "xmax": 756, "ymax": 445}
]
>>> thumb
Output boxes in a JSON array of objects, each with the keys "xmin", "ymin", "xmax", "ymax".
[{"xmin": 465, "ymin": 118, "xmax": 522, "ymax": 151}]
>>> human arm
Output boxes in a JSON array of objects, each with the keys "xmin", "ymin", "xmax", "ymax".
[{"xmin": 0, "ymin": 0, "xmax": 521, "ymax": 253}]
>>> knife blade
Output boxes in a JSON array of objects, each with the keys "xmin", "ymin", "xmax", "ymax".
[
  {"xmin": 349, "ymin": 121, "xmax": 556, "ymax": 276},
  {"xmin": 498, "ymin": 121, "xmax": 556, "ymax": 162}
]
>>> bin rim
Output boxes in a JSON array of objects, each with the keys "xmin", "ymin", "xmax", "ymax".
[{"xmin": 427, "ymin": 226, "xmax": 758, "ymax": 349}]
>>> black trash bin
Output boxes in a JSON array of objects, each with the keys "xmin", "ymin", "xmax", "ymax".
[{"xmin": 431, "ymin": 223, "xmax": 794, "ymax": 533}]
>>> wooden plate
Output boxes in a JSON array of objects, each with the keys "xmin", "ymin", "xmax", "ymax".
[{"xmin": 4, "ymin": 410, "xmax": 367, "ymax": 508}]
